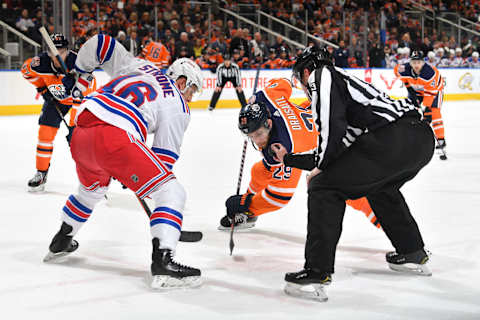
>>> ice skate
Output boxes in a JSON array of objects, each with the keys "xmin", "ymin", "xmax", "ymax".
[
  {"xmin": 284, "ymin": 268, "xmax": 331, "ymax": 302},
  {"xmin": 218, "ymin": 214, "xmax": 257, "ymax": 231},
  {"xmin": 386, "ymin": 249, "xmax": 432, "ymax": 276},
  {"xmin": 150, "ymin": 238, "xmax": 201, "ymax": 290},
  {"xmin": 28, "ymin": 169, "xmax": 48, "ymax": 192},
  {"xmin": 435, "ymin": 139, "xmax": 447, "ymax": 160},
  {"xmin": 43, "ymin": 222, "xmax": 79, "ymax": 262}
]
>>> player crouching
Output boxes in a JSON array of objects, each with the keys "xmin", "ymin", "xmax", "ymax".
[{"xmin": 43, "ymin": 35, "xmax": 202, "ymax": 290}]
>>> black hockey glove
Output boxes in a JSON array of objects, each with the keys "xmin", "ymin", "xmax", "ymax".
[
  {"xmin": 62, "ymin": 72, "xmax": 76, "ymax": 95},
  {"xmin": 66, "ymin": 125, "xmax": 75, "ymax": 146},
  {"xmin": 225, "ymin": 193, "xmax": 254, "ymax": 219},
  {"xmin": 38, "ymin": 87, "xmax": 55, "ymax": 104}
]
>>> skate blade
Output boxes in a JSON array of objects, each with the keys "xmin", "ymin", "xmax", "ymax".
[
  {"xmin": 284, "ymin": 282, "xmax": 328, "ymax": 302},
  {"xmin": 28, "ymin": 184, "xmax": 46, "ymax": 193},
  {"xmin": 43, "ymin": 251, "xmax": 74, "ymax": 263},
  {"xmin": 151, "ymin": 275, "xmax": 202, "ymax": 290},
  {"xmin": 217, "ymin": 222, "xmax": 256, "ymax": 231},
  {"xmin": 388, "ymin": 263, "xmax": 432, "ymax": 276}
]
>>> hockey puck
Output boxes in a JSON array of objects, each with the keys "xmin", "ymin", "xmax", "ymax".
[
  {"xmin": 440, "ymin": 154, "xmax": 447, "ymax": 160},
  {"xmin": 233, "ymin": 255, "xmax": 246, "ymax": 262}
]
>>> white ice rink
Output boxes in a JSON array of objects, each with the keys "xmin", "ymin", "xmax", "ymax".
[{"xmin": 1, "ymin": 101, "xmax": 479, "ymax": 320}]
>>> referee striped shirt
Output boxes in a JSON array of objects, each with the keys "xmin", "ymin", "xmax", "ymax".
[
  {"xmin": 216, "ymin": 62, "xmax": 241, "ymax": 87},
  {"xmin": 309, "ymin": 65, "xmax": 420, "ymax": 170}
]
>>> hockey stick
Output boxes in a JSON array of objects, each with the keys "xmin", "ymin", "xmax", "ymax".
[
  {"xmin": 229, "ymin": 56, "xmax": 263, "ymax": 255},
  {"xmin": 39, "ymin": 26, "xmax": 77, "ymax": 142},
  {"xmin": 136, "ymin": 196, "xmax": 203, "ymax": 242}
]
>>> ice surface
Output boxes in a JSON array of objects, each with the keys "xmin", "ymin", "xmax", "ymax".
[{"xmin": 0, "ymin": 101, "xmax": 479, "ymax": 320}]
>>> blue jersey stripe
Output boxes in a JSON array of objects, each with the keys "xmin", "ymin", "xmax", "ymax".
[
  {"xmin": 102, "ymin": 93, "xmax": 148, "ymax": 128},
  {"xmin": 104, "ymin": 37, "xmax": 115, "ymax": 63},
  {"xmin": 96, "ymin": 34, "xmax": 104, "ymax": 63},
  {"xmin": 86, "ymin": 96, "xmax": 145, "ymax": 141}
]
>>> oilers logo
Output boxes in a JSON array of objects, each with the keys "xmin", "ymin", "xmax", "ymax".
[
  {"xmin": 48, "ymin": 84, "xmax": 68, "ymax": 100},
  {"xmin": 458, "ymin": 72, "xmax": 473, "ymax": 91}
]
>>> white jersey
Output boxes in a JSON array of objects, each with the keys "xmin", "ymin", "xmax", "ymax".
[
  {"xmin": 467, "ymin": 57, "xmax": 480, "ymax": 68},
  {"xmin": 451, "ymin": 56, "xmax": 466, "ymax": 67},
  {"xmin": 75, "ymin": 34, "xmax": 189, "ymax": 169}
]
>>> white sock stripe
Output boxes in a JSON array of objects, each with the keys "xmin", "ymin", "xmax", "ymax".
[
  {"xmin": 36, "ymin": 153, "xmax": 52, "ymax": 158},
  {"xmin": 267, "ymin": 185, "xmax": 296, "ymax": 193},
  {"xmin": 37, "ymin": 142, "xmax": 54, "ymax": 147}
]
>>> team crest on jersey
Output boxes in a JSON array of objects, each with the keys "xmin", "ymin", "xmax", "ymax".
[
  {"xmin": 273, "ymin": 110, "xmax": 281, "ymax": 117},
  {"xmin": 131, "ymin": 174, "xmax": 139, "ymax": 183},
  {"xmin": 48, "ymin": 84, "xmax": 68, "ymax": 100}
]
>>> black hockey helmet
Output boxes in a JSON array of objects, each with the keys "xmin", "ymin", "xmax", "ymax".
[
  {"xmin": 292, "ymin": 46, "xmax": 332, "ymax": 82},
  {"xmin": 238, "ymin": 102, "xmax": 271, "ymax": 134},
  {"xmin": 410, "ymin": 50, "xmax": 424, "ymax": 61},
  {"xmin": 223, "ymin": 53, "xmax": 231, "ymax": 61},
  {"xmin": 50, "ymin": 33, "xmax": 69, "ymax": 48}
]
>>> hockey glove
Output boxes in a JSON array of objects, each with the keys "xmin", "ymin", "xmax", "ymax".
[
  {"xmin": 225, "ymin": 193, "xmax": 254, "ymax": 219},
  {"xmin": 66, "ymin": 125, "xmax": 75, "ymax": 146},
  {"xmin": 38, "ymin": 87, "xmax": 55, "ymax": 104}
]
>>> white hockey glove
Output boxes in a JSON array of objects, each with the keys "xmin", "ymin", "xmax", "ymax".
[{"xmin": 72, "ymin": 72, "xmax": 94, "ymax": 100}]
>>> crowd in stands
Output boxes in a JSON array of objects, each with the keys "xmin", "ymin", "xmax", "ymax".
[{"xmin": 3, "ymin": 0, "xmax": 480, "ymax": 70}]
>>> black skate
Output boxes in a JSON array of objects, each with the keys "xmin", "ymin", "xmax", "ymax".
[
  {"xmin": 150, "ymin": 238, "xmax": 201, "ymax": 289},
  {"xmin": 218, "ymin": 214, "xmax": 258, "ymax": 231},
  {"xmin": 436, "ymin": 139, "xmax": 447, "ymax": 160},
  {"xmin": 386, "ymin": 249, "xmax": 432, "ymax": 276},
  {"xmin": 284, "ymin": 268, "xmax": 331, "ymax": 302},
  {"xmin": 43, "ymin": 222, "xmax": 79, "ymax": 262},
  {"xmin": 28, "ymin": 169, "xmax": 48, "ymax": 192}
]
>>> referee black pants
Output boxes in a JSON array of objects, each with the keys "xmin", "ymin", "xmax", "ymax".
[{"xmin": 305, "ymin": 117, "xmax": 435, "ymax": 273}]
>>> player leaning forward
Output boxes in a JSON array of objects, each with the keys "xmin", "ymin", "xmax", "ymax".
[
  {"xmin": 43, "ymin": 34, "xmax": 203, "ymax": 289},
  {"xmin": 271, "ymin": 47, "xmax": 434, "ymax": 301}
]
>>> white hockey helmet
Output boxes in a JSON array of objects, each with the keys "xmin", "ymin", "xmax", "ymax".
[
  {"xmin": 437, "ymin": 47, "xmax": 444, "ymax": 54},
  {"xmin": 449, "ymin": 49, "xmax": 455, "ymax": 56},
  {"xmin": 404, "ymin": 47, "xmax": 411, "ymax": 56},
  {"xmin": 473, "ymin": 51, "xmax": 479, "ymax": 58},
  {"xmin": 427, "ymin": 51, "xmax": 435, "ymax": 59},
  {"xmin": 455, "ymin": 47, "xmax": 462, "ymax": 53},
  {"xmin": 166, "ymin": 58, "xmax": 203, "ymax": 95}
]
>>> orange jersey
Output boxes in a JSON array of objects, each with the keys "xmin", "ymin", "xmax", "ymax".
[
  {"xmin": 246, "ymin": 78, "xmax": 317, "ymax": 215},
  {"xmin": 246, "ymin": 78, "xmax": 378, "ymax": 228},
  {"xmin": 394, "ymin": 62, "xmax": 444, "ymax": 107},
  {"xmin": 141, "ymin": 41, "xmax": 171, "ymax": 69},
  {"xmin": 21, "ymin": 52, "xmax": 96, "ymax": 105}
]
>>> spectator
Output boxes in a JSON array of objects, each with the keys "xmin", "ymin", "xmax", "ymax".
[
  {"xmin": 125, "ymin": 30, "xmax": 140, "ymax": 56},
  {"xmin": 211, "ymin": 33, "xmax": 228, "ymax": 55},
  {"xmin": 16, "ymin": 9, "xmax": 34, "ymax": 35},
  {"xmin": 175, "ymin": 32, "xmax": 194, "ymax": 60},
  {"xmin": 369, "ymin": 40, "xmax": 385, "ymax": 67},
  {"xmin": 333, "ymin": 40, "xmax": 350, "ymax": 68},
  {"xmin": 250, "ymin": 32, "xmax": 268, "ymax": 58}
]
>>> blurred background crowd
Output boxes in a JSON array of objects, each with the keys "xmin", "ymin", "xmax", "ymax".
[{"xmin": 2, "ymin": 0, "xmax": 480, "ymax": 69}]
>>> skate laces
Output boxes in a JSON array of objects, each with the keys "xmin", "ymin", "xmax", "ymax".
[{"xmin": 167, "ymin": 250, "xmax": 193, "ymax": 270}]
